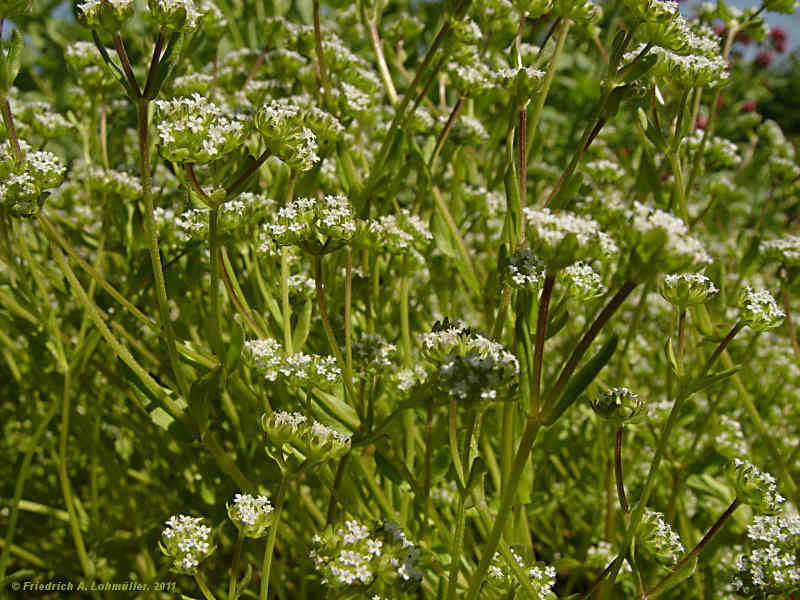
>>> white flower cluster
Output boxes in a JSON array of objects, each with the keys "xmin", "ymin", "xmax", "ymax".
[
  {"xmin": 761, "ymin": 235, "xmax": 800, "ymax": 266},
  {"xmin": 227, "ymin": 493, "xmax": 273, "ymax": 538},
  {"xmin": 153, "ymin": 94, "xmax": 245, "ymax": 164},
  {"xmin": 254, "ymin": 100, "xmax": 320, "ymax": 171},
  {"xmin": 638, "ymin": 509, "xmax": 685, "ymax": 566},
  {"xmin": 485, "ymin": 549, "xmax": 557, "ymax": 600},
  {"xmin": 64, "ymin": 41, "xmax": 104, "ymax": 68},
  {"xmin": 268, "ymin": 195, "xmax": 357, "ymax": 246},
  {"xmin": 728, "ymin": 458, "xmax": 785, "ymax": 515},
  {"xmin": 661, "ymin": 272, "xmax": 718, "ymax": 307},
  {"xmin": 147, "ymin": 0, "xmax": 202, "ymax": 31},
  {"xmin": 262, "ymin": 411, "xmax": 351, "ymax": 464},
  {"xmin": 245, "ymin": 338, "xmax": 342, "ymax": 388},
  {"xmin": 310, "ymin": 520, "xmax": 421, "ymax": 589},
  {"xmin": 523, "ymin": 207, "xmax": 618, "ymax": 269},
  {"xmin": 559, "ymin": 261, "xmax": 605, "ymax": 300},
  {"xmin": 738, "ymin": 287, "xmax": 785, "ymax": 332},
  {"xmin": 628, "ymin": 202, "xmax": 711, "ymax": 272},
  {"xmin": 368, "ymin": 208, "xmax": 433, "ymax": 254},
  {"xmin": 88, "ymin": 167, "xmax": 142, "ymax": 199},
  {"xmin": 418, "ymin": 320, "xmax": 518, "ymax": 373},
  {"xmin": 447, "ymin": 60, "xmax": 494, "ymax": 95},
  {"xmin": 77, "ymin": 0, "xmax": 133, "ymax": 29},
  {"xmin": 0, "ymin": 141, "xmax": 66, "ymax": 217},
  {"xmin": 504, "ymin": 249, "xmax": 545, "ymax": 290},
  {"xmin": 686, "ymin": 129, "xmax": 741, "ymax": 169},
  {"xmin": 585, "ymin": 159, "xmax": 626, "ymax": 184},
  {"xmin": 731, "ymin": 513, "xmax": 800, "ymax": 596},
  {"xmin": 159, "ymin": 515, "xmax": 213, "ymax": 573},
  {"xmin": 624, "ymin": 43, "xmax": 728, "ymax": 88}
]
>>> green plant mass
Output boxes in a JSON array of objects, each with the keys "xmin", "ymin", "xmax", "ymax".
[{"xmin": 3, "ymin": 0, "xmax": 800, "ymax": 596}]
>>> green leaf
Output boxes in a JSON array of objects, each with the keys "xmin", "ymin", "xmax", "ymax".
[
  {"xmin": 431, "ymin": 211, "xmax": 456, "ymax": 259},
  {"xmin": 292, "ymin": 297, "xmax": 313, "ymax": 351},
  {"xmin": 664, "ymin": 336, "xmax": 680, "ymax": 375},
  {"xmin": 544, "ymin": 334, "xmax": 618, "ymax": 425},
  {"xmin": 3, "ymin": 30, "xmax": 25, "ymax": 91},
  {"xmin": 621, "ymin": 53, "xmax": 657, "ymax": 84},
  {"xmin": 685, "ymin": 365, "xmax": 741, "ymax": 396},
  {"xmin": 188, "ymin": 367, "xmax": 225, "ymax": 429},
  {"xmin": 375, "ymin": 449, "xmax": 407, "ymax": 486}
]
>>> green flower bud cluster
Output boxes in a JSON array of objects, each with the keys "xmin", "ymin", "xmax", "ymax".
[
  {"xmin": 763, "ymin": 0, "xmax": 798, "ymax": 14},
  {"xmin": 636, "ymin": 509, "xmax": 685, "ymax": 566},
  {"xmin": 7, "ymin": 97, "xmax": 74, "ymax": 140},
  {"xmin": 261, "ymin": 411, "xmax": 350, "ymax": 465},
  {"xmin": 267, "ymin": 194, "xmax": 357, "ymax": 248},
  {"xmin": 175, "ymin": 194, "xmax": 274, "ymax": 242},
  {"xmin": 437, "ymin": 350, "xmax": 519, "ymax": 404},
  {"xmin": 153, "ymin": 94, "xmax": 246, "ymax": 164},
  {"xmin": 447, "ymin": 60, "xmax": 495, "ymax": 96},
  {"xmin": 727, "ymin": 458, "xmax": 785, "ymax": 515},
  {"xmin": 512, "ymin": 0, "xmax": 553, "ymax": 18},
  {"xmin": 171, "ymin": 72, "xmax": 214, "ymax": 96},
  {"xmin": 88, "ymin": 167, "xmax": 142, "ymax": 199},
  {"xmin": 632, "ymin": 44, "xmax": 729, "ymax": 88},
  {"xmin": 522, "ymin": 207, "xmax": 619, "ymax": 270},
  {"xmin": 450, "ymin": 18, "xmax": 483, "ymax": 44},
  {"xmin": 757, "ymin": 119, "xmax": 795, "ymax": 159},
  {"xmin": 553, "ymin": 0, "xmax": 601, "ymax": 24},
  {"xmin": 147, "ymin": 0, "xmax": 202, "ymax": 32},
  {"xmin": 585, "ymin": 159, "xmax": 626, "ymax": 185},
  {"xmin": 0, "ymin": 0, "xmax": 31, "ymax": 17},
  {"xmin": 686, "ymin": 130, "xmax": 741, "ymax": 170},
  {"xmin": 159, "ymin": 515, "xmax": 215, "ymax": 574},
  {"xmin": 627, "ymin": 202, "xmax": 711, "ymax": 275},
  {"xmin": 661, "ymin": 272, "xmax": 719, "ymax": 307},
  {"xmin": 77, "ymin": 0, "xmax": 134, "ymax": 33},
  {"xmin": 383, "ymin": 14, "xmax": 425, "ymax": 43},
  {"xmin": 0, "ymin": 140, "xmax": 66, "ymax": 217},
  {"xmin": 761, "ymin": 235, "xmax": 800, "ymax": 267},
  {"xmin": 590, "ymin": 387, "xmax": 647, "ymax": 424},
  {"xmin": 309, "ymin": 520, "xmax": 422, "ymax": 590},
  {"xmin": 348, "ymin": 333, "xmax": 396, "ymax": 377},
  {"xmin": 767, "ymin": 156, "xmax": 800, "ymax": 185},
  {"xmin": 254, "ymin": 100, "xmax": 320, "ymax": 172},
  {"xmin": 484, "ymin": 548, "xmax": 557, "ymax": 599},
  {"xmin": 502, "ymin": 249, "xmax": 545, "ymax": 291},
  {"xmin": 731, "ymin": 513, "xmax": 800, "ymax": 597},
  {"xmin": 559, "ymin": 261, "xmax": 606, "ymax": 300},
  {"xmin": 494, "ymin": 66, "xmax": 546, "ymax": 106},
  {"xmin": 623, "ymin": 0, "xmax": 679, "ymax": 22},
  {"xmin": 738, "ymin": 287, "xmax": 785, "ymax": 332},
  {"xmin": 227, "ymin": 493, "xmax": 274, "ymax": 538}
]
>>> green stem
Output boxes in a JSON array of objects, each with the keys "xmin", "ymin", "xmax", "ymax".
[
  {"xmin": 431, "ymin": 186, "xmax": 482, "ymax": 285},
  {"xmin": 281, "ymin": 245, "xmax": 293, "ymax": 354},
  {"xmin": 532, "ymin": 274, "xmax": 555, "ymax": 415},
  {"xmin": 195, "ymin": 572, "xmax": 218, "ymax": 600},
  {"xmin": 56, "ymin": 369, "xmax": 92, "ymax": 579},
  {"xmin": 445, "ymin": 494, "xmax": 468, "ymax": 600},
  {"xmin": 464, "ymin": 418, "xmax": 542, "ymax": 600},
  {"xmin": 615, "ymin": 426, "xmax": 628, "ymax": 513},
  {"xmin": 228, "ymin": 530, "xmax": 244, "ymax": 600},
  {"xmin": 668, "ymin": 150, "xmax": 688, "ymax": 223},
  {"xmin": 261, "ymin": 474, "xmax": 289, "ymax": 600},
  {"xmin": 400, "ymin": 254, "xmax": 412, "ymax": 366},
  {"xmin": 644, "ymin": 499, "xmax": 740, "ymax": 599},
  {"xmin": 1, "ymin": 94, "xmax": 23, "ymax": 163},
  {"xmin": 137, "ymin": 100, "xmax": 189, "ymax": 398},
  {"xmin": 209, "ymin": 205, "xmax": 222, "ymax": 358},
  {"xmin": 113, "ymin": 33, "xmax": 142, "ymax": 97},
  {"xmin": 525, "ymin": 18, "xmax": 571, "ymax": 166},
  {"xmin": 0, "ymin": 391, "xmax": 60, "ymax": 581},
  {"xmin": 367, "ymin": 17, "xmax": 398, "ymax": 105},
  {"xmin": 428, "ymin": 94, "xmax": 467, "ymax": 170},
  {"xmin": 344, "ymin": 248, "xmax": 353, "ymax": 384},
  {"xmin": 312, "ymin": 0, "xmax": 332, "ymax": 109}
]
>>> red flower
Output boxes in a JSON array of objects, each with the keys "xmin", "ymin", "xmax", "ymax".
[
  {"xmin": 742, "ymin": 100, "xmax": 756, "ymax": 113},
  {"xmin": 696, "ymin": 117, "xmax": 708, "ymax": 130},
  {"xmin": 755, "ymin": 50, "xmax": 774, "ymax": 68},
  {"xmin": 770, "ymin": 27, "xmax": 788, "ymax": 53}
]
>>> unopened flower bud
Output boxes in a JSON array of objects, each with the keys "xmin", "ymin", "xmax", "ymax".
[
  {"xmin": 661, "ymin": 272, "xmax": 719, "ymax": 307},
  {"xmin": 590, "ymin": 387, "xmax": 646, "ymax": 424}
]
